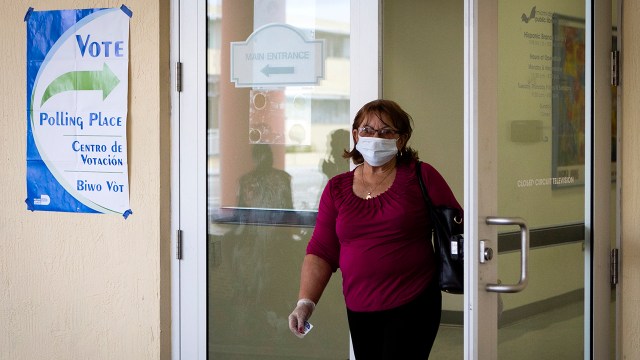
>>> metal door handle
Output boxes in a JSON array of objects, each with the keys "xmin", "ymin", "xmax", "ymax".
[{"xmin": 485, "ymin": 216, "xmax": 529, "ymax": 293}]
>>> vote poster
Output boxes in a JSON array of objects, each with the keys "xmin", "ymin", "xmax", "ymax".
[{"xmin": 24, "ymin": 6, "xmax": 133, "ymax": 218}]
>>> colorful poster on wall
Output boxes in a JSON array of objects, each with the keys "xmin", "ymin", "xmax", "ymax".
[
  {"xmin": 551, "ymin": 14, "xmax": 585, "ymax": 188},
  {"xmin": 24, "ymin": 6, "xmax": 133, "ymax": 218}
]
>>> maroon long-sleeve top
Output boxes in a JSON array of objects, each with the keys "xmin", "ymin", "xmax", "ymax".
[{"xmin": 306, "ymin": 160, "xmax": 462, "ymax": 312}]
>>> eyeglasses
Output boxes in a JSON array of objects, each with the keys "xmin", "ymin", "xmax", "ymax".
[{"xmin": 358, "ymin": 126, "xmax": 399, "ymax": 138}]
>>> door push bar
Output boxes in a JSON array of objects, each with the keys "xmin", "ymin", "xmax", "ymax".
[{"xmin": 484, "ymin": 216, "xmax": 529, "ymax": 293}]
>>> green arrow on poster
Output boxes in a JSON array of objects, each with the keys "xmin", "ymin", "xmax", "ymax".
[{"xmin": 40, "ymin": 63, "xmax": 120, "ymax": 106}]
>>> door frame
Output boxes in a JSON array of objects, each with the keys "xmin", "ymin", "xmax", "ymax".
[
  {"xmin": 590, "ymin": 0, "xmax": 615, "ymax": 359},
  {"xmin": 350, "ymin": 0, "xmax": 381, "ymax": 357},
  {"xmin": 463, "ymin": 0, "xmax": 499, "ymax": 357},
  {"xmin": 172, "ymin": 0, "xmax": 208, "ymax": 359}
]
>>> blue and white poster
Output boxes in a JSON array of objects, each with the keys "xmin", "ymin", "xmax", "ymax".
[{"xmin": 25, "ymin": 6, "xmax": 133, "ymax": 218}]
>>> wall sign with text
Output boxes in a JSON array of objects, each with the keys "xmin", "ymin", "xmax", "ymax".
[{"xmin": 24, "ymin": 6, "xmax": 133, "ymax": 217}]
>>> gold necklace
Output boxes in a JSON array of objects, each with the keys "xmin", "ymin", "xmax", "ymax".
[{"xmin": 361, "ymin": 165, "xmax": 395, "ymax": 200}]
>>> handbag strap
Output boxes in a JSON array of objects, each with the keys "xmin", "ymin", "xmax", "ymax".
[{"xmin": 415, "ymin": 161, "xmax": 433, "ymax": 208}]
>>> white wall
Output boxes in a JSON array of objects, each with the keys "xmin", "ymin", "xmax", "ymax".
[{"xmin": 0, "ymin": 1, "xmax": 171, "ymax": 359}]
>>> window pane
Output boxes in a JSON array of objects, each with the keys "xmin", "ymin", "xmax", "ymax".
[{"xmin": 207, "ymin": 1, "xmax": 351, "ymax": 358}]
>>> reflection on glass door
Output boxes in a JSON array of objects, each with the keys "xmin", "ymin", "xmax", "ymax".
[
  {"xmin": 495, "ymin": 1, "xmax": 586, "ymax": 358},
  {"xmin": 381, "ymin": 1, "xmax": 466, "ymax": 359},
  {"xmin": 206, "ymin": 1, "xmax": 350, "ymax": 358}
]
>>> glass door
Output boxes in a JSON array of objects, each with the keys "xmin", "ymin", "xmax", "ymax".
[
  {"xmin": 200, "ymin": 0, "xmax": 354, "ymax": 358},
  {"xmin": 466, "ymin": 0, "xmax": 613, "ymax": 358}
]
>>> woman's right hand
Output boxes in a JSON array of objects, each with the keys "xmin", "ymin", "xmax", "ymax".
[{"xmin": 288, "ymin": 298, "xmax": 316, "ymax": 338}]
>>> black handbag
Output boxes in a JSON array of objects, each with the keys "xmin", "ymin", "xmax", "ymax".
[{"xmin": 416, "ymin": 161, "xmax": 464, "ymax": 294}]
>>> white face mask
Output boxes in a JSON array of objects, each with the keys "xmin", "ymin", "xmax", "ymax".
[{"xmin": 356, "ymin": 137, "xmax": 398, "ymax": 166}]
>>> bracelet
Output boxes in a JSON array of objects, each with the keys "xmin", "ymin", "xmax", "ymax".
[{"xmin": 297, "ymin": 298, "xmax": 316, "ymax": 310}]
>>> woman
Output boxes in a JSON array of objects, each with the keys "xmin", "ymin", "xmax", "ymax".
[{"xmin": 288, "ymin": 99, "xmax": 462, "ymax": 359}]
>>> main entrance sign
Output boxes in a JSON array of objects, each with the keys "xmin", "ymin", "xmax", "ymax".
[{"xmin": 231, "ymin": 23, "xmax": 325, "ymax": 87}]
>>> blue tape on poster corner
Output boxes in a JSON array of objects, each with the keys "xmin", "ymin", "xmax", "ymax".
[
  {"xmin": 123, "ymin": 209, "xmax": 133, "ymax": 219},
  {"xmin": 120, "ymin": 4, "xmax": 133, "ymax": 18},
  {"xmin": 25, "ymin": 197, "xmax": 35, "ymax": 211},
  {"xmin": 23, "ymin": 7, "xmax": 34, "ymax": 22}
]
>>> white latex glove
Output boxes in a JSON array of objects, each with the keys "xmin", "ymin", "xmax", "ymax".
[{"xmin": 288, "ymin": 298, "xmax": 315, "ymax": 338}]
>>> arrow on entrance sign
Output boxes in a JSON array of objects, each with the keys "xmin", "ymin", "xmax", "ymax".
[
  {"xmin": 40, "ymin": 63, "xmax": 120, "ymax": 106},
  {"xmin": 261, "ymin": 64, "xmax": 295, "ymax": 77}
]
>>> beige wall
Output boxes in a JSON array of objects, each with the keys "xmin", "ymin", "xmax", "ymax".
[
  {"xmin": 0, "ymin": 1, "xmax": 171, "ymax": 359},
  {"xmin": 621, "ymin": 1, "xmax": 640, "ymax": 358}
]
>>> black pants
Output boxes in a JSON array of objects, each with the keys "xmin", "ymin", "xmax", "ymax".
[{"xmin": 346, "ymin": 281, "xmax": 442, "ymax": 360}]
